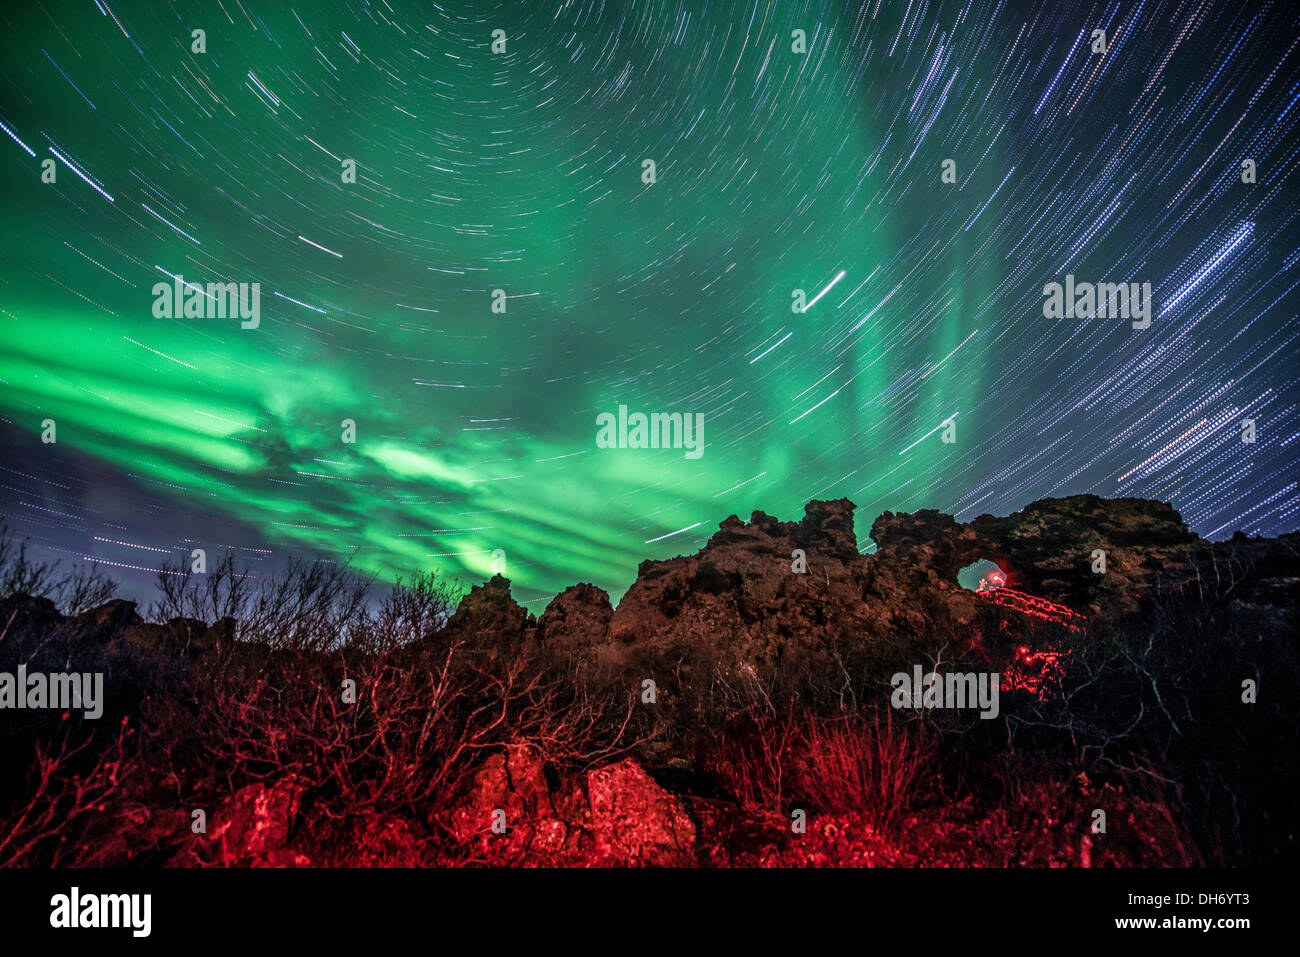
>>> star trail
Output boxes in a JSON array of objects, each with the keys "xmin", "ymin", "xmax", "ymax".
[{"xmin": 0, "ymin": 0, "xmax": 1296, "ymax": 608}]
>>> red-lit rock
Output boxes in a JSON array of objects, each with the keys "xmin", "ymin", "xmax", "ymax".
[{"xmin": 587, "ymin": 758, "xmax": 696, "ymax": 866}]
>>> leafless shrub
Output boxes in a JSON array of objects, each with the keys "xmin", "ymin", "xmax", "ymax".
[
  {"xmin": 711, "ymin": 708, "xmax": 937, "ymax": 835},
  {"xmin": 0, "ymin": 720, "xmax": 136, "ymax": 867},
  {"xmin": 0, "ymin": 521, "xmax": 117, "ymax": 614},
  {"xmin": 149, "ymin": 551, "xmax": 372, "ymax": 651},
  {"xmin": 355, "ymin": 570, "xmax": 463, "ymax": 652},
  {"xmin": 140, "ymin": 643, "xmax": 635, "ymax": 853}
]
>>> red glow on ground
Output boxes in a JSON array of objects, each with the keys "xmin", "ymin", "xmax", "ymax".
[
  {"xmin": 979, "ymin": 587, "xmax": 1084, "ymax": 631},
  {"xmin": 1000, "ymin": 644, "xmax": 1071, "ymax": 695},
  {"xmin": 973, "ymin": 587, "xmax": 1085, "ymax": 697}
]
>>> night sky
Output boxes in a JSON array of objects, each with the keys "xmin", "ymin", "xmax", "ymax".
[{"xmin": 1, "ymin": 1, "xmax": 1296, "ymax": 611}]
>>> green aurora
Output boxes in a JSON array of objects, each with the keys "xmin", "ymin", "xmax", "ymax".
[{"xmin": 2, "ymin": 1, "xmax": 1294, "ymax": 608}]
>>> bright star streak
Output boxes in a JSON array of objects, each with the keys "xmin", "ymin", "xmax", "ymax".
[
  {"xmin": 750, "ymin": 331, "xmax": 793, "ymax": 363},
  {"xmin": 802, "ymin": 270, "xmax": 846, "ymax": 312},
  {"xmin": 899, "ymin": 413, "xmax": 959, "ymax": 455},
  {"xmin": 299, "ymin": 235, "xmax": 344, "ymax": 258},
  {"xmin": 645, "ymin": 522, "xmax": 704, "ymax": 544}
]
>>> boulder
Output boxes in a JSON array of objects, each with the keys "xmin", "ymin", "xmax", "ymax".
[
  {"xmin": 587, "ymin": 758, "xmax": 696, "ymax": 866},
  {"xmin": 203, "ymin": 778, "xmax": 304, "ymax": 864}
]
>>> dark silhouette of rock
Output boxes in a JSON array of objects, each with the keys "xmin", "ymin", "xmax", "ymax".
[
  {"xmin": 874, "ymin": 495, "xmax": 1206, "ymax": 619},
  {"xmin": 439, "ymin": 574, "xmax": 532, "ymax": 647},
  {"xmin": 535, "ymin": 583, "xmax": 613, "ymax": 654},
  {"xmin": 606, "ymin": 499, "xmax": 880, "ymax": 681}
]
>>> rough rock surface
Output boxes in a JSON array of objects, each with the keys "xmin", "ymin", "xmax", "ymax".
[
  {"xmin": 604, "ymin": 499, "xmax": 888, "ymax": 682},
  {"xmin": 586, "ymin": 758, "xmax": 696, "ymax": 866},
  {"xmin": 416, "ymin": 494, "xmax": 1297, "ymax": 705},
  {"xmin": 449, "ymin": 746, "xmax": 696, "ymax": 866},
  {"xmin": 192, "ymin": 778, "xmax": 304, "ymax": 865},
  {"xmin": 535, "ymin": 583, "xmax": 613, "ymax": 653},
  {"xmin": 574, "ymin": 494, "xmax": 1291, "ymax": 655},
  {"xmin": 873, "ymin": 495, "xmax": 1206, "ymax": 619},
  {"xmin": 439, "ymin": 574, "xmax": 533, "ymax": 647}
]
